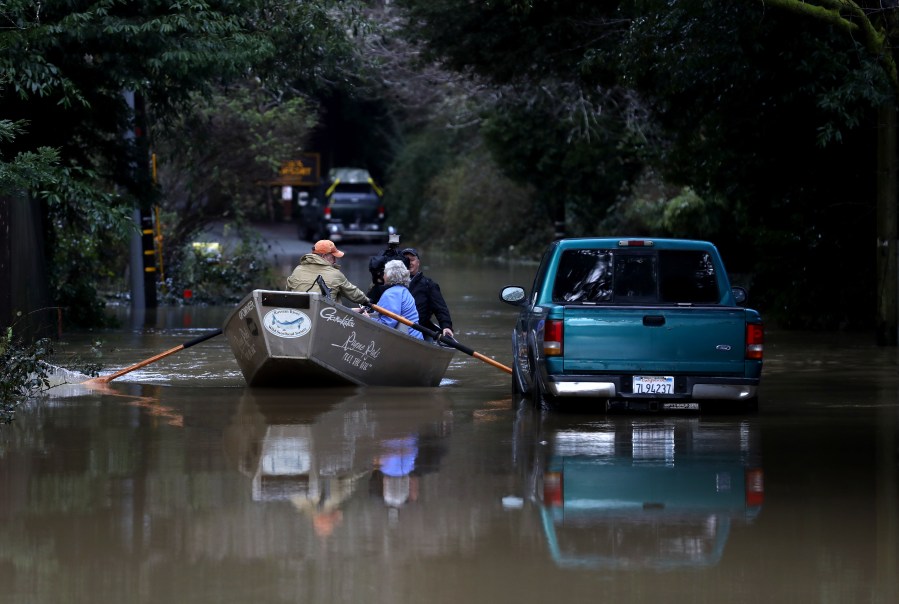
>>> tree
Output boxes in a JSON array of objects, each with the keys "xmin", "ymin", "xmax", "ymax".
[
  {"xmin": 0, "ymin": 0, "xmax": 364, "ymax": 328},
  {"xmin": 752, "ymin": 0, "xmax": 899, "ymax": 340},
  {"xmin": 393, "ymin": 0, "xmax": 899, "ymax": 332},
  {"xmin": 395, "ymin": 1, "xmax": 642, "ymax": 236},
  {"xmin": 155, "ymin": 83, "xmax": 318, "ymax": 273},
  {"xmin": 617, "ymin": 2, "xmax": 890, "ymax": 329}
]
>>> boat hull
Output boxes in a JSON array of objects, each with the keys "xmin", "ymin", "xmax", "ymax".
[{"xmin": 223, "ymin": 290, "xmax": 454, "ymax": 387}]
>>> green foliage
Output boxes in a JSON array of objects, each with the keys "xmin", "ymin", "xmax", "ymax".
[
  {"xmin": 0, "ymin": 119, "xmax": 60, "ymax": 194},
  {"xmin": 39, "ymin": 165, "xmax": 134, "ymax": 327},
  {"xmin": 1, "ymin": 0, "xmax": 364, "ymax": 328},
  {"xmin": 481, "ymin": 91, "xmax": 644, "ymax": 235},
  {"xmin": 0, "ymin": 328, "xmax": 51, "ymax": 424},
  {"xmin": 395, "ymin": 0, "xmax": 619, "ymax": 86},
  {"xmin": 155, "ymin": 83, "xmax": 319, "ymax": 265},
  {"xmin": 4, "ymin": 0, "xmax": 897, "ymax": 334},
  {"xmin": 425, "ymin": 148, "xmax": 552, "ymax": 256},
  {"xmin": 163, "ymin": 226, "xmax": 275, "ymax": 305},
  {"xmin": 384, "ymin": 125, "xmax": 458, "ymax": 237},
  {"xmin": 394, "ymin": 0, "xmax": 895, "ymax": 330},
  {"xmin": 619, "ymin": 2, "xmax": 891, "ymax": 191},
  {"xmin": 660, "ymin": 188, "xmax": 729, "ymax": 239},
  {"xmin": 395, "ymin": 1, "xmax": 644, "ymax": 236},
  {"xmin": 598, "ymin": 173, "xmax": 732, "ymax": 240}
]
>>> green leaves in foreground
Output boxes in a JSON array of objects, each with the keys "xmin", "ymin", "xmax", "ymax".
[{"xmin": 0, "ymin": 328, "xmax": 51, "ymax": 424}]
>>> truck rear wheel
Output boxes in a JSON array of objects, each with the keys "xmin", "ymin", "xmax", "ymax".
[{"xmin": 535, "ymin": 377, "xmax": 558, "ymax": 411}]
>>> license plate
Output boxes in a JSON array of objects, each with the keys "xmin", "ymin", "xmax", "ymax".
[
  {"xmin": 663, "ymin": 402, "xmax": 699, "ymax": 410},
  {"xmin": 633, "ymin": 375, "xmax": 674, "ymax": 394}
]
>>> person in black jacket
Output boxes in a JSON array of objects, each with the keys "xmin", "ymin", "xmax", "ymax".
[
  {"xmin": 366, "ymin": 234, "xmax": 409, "ymax": 304},
  {"xmin": 402, "ymin": 248, "xmax": 454, "ymax": 340}
]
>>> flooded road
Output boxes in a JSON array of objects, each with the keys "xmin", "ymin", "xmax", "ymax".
[{"xmin": 1, "ymin": 249, "xmax": 898, "ymax": 603}]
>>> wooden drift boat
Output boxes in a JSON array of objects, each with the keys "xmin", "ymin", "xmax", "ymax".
[{"xmin": 223, "ymin": 290, "xmax": 455, "ymax": 387}]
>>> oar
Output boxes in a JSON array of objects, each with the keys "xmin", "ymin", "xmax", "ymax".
[
  {"xmin": 369, "ymin": 303, "xmax": 512, "ymax": 374},
  {"xmin": 83, "ymin": 329, "xmax": 223, "ymax": 385}
]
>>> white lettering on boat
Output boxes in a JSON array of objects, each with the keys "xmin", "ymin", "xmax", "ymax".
[
  {"xmin": 236, "ymin": 325, "xmax": 257, "ymax": 361},
  {"xmin": 332, "ymin": 331, "xmax": 381, "ymax": 371},
  {"xmin": 319, "ymin": 307, "xmax": 355, "ymax": 328},
  {"xmin": 238, "ymin": 299, "xmax": 256, "ymax": 320}
]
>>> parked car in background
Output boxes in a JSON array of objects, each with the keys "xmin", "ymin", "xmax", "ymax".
[
  {"xmin": 499, "ymin": 238, "xmax": 764, "ymax": 412},
  {"xmin": 295, "ymin": 167, "xmax": 390, "ymax": 243}
]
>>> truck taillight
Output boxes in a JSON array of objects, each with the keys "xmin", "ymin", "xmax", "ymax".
[
  {"xmin": 746, "ymin": 323, "xmax": 764, "ymax": 360},
  {"xmin": 544, "ymin": 472, "xmax": 563, "ymax": 507},
  {"xmin": 745, "ymin": 468, "xmax": 764, "ymax": 507},
  {"xmin": 544, "ymin": 319, "xmax": 563, "ymax": 356},
  {"xmin": 378, "ymin": 205, "xmax": 385, "ymax": 220},
  {"xmin": 324, "ymin": 206, "xmax": 331, "ymax": 219}
]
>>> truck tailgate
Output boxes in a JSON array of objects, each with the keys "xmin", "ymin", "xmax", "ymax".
[{"xmin": 561, "ymin": 307, "xmax": 747, "ymax": 374}]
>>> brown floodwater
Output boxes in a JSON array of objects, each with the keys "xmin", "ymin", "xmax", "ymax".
[{"xmin": 1, "ymin": 250, "xmax": 897, "ymax": 604}]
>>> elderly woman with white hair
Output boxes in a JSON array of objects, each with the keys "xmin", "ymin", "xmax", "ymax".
[{"xmin": 366, "ymin": 259, "xmax": 424, "ymax": 340}]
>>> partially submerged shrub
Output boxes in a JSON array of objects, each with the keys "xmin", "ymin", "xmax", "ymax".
[
  {"xmin": 163, "ymin": 226, "xmax": 275, "ymax": 305},
  {"xmin": 0, "ymin": 328, "xmax": 51, "ymax": 423}
]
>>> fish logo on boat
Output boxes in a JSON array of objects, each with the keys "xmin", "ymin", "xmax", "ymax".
[{"xmin": 263, "ymin": 308, "xmax": 311, "ymax": 338}]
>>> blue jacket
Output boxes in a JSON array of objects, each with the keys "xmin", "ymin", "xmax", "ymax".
[{"xmin": 375, "ymin": 285, "xmax": 424, "ymax": 340}]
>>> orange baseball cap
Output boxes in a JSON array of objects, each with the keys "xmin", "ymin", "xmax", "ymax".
[{"xmin": 313, "ymin": 239, "xmax": 344, "ymax": 257}]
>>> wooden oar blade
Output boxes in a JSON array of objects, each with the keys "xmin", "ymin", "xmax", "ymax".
[{"xmin": 83, "ymin": 329, "xmax": 223, "ymax": 385}]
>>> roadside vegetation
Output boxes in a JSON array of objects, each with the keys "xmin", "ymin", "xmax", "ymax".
[
  {"xmin": 161, "ymin": 223, "xmax": 276, "ymax": 305},
  {"xmin": 0, "ymin": 328, "xmax": 50, "ymax": 423},
  {"xmin": 3, "ymin": 1, "xmax": 899, "ymax": 416}
]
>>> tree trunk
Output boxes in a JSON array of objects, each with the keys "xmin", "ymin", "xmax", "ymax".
[
  {"xmin": 876, "ymin": 103, "xmax": 898, "ymax": 346},
  {"xmin": 0, "ymin": 193, "xmax": 54, "ymax": 339},
  {"xmin": 0, "ymin": 195, "xmax": 11, "ymax": 332}
]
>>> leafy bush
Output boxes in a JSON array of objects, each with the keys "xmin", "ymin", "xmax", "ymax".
[
  {"xmin": 163, "ymin": 226, "xmax": 275, "ymax": 305},
  {"xmin": 0, "ymin": 328, "xmax": 51, "ymax": 424},
  {"xmin": 426, "ymin": 150, "xmax": 551, "ymax": 257}
]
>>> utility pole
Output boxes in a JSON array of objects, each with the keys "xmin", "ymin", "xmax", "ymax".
[{"xmin": 124, "ymin": 90, "xmax": 158, "ymax": 312}]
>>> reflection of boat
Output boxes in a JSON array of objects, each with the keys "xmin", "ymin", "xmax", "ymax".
[
  {"xmin": 222, "ymin": 290, "xmax": 455, "ymax": 387},
  {"xmin": 224, "ymin": 388, "xmax": 453, "ymax": 531},
  {"xmin": 517, "ymin": 414, "xmax": 764, "ymax": 570}
]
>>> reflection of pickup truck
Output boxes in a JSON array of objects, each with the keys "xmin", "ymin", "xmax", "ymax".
[
  {"xmin": 520, "ymin": 416, "xmax": 764, "ymax": 570},
  {"xmin": 500, "ymin": 238, "xmax": 764, "ymax": 412},
  {"xmin": 295, "ymin": 167, "xmax": 388, "ymax": 242}
]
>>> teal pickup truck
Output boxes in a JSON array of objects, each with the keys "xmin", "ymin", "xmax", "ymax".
[{"xmin": 499, "ymin": 238, "xmax": 764, "ymax": 412}]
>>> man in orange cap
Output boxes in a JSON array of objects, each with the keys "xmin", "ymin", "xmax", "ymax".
[{"xmin": 286, "ymin": 239, "xmax": 370, "ymax": 305}]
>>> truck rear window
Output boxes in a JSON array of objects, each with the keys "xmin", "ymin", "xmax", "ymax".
[
  {"xmin": 332, "ymin": 183, "xmax": 375, "ymax": 194},
  {"xmin": 552, "ymin": 249, "xmax": 719, "ymax": 304}
]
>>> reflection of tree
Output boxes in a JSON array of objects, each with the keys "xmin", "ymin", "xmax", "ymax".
[
  {"xmin": 4, "ymin": 384, "xmax": 517, "ymax": 603},
  {"xmin": 556, "ymin": 250, "xmax": 614, "ymax": 303}
]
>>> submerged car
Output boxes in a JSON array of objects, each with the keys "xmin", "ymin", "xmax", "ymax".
[{"xmin": 500, "ymin": 238, "xmax": 764, "ymax": 412}]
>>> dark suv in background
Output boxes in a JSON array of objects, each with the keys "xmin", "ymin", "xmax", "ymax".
[{"xmin": 295, "ymin": 167, "xmax": 391, "ymax": 243}]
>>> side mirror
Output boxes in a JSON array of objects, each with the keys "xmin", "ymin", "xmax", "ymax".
[
  {"xmin": 732, "ymin": 286, "xmax": 748, "ymax": 305},
  {"xmin": 500, "ymin": 285, "xmax": 527, "ymax": 307}
]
